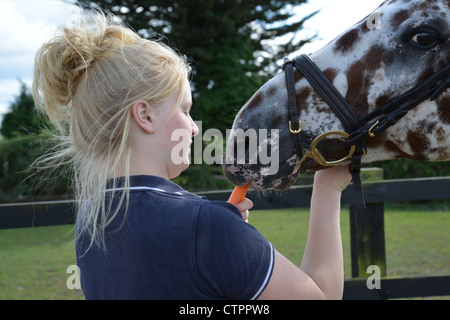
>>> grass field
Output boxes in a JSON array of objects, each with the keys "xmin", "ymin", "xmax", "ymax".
[
  {"xmin": 251, "ymin": 204, "xmax": 450, "ymax": 279},
  {"xmin": 0, "ymin": 202, "xmax": 449, "ymax": 300}
]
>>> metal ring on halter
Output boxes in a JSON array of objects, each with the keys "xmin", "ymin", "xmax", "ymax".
[{"xmin": 307, "ymin": 131, "xmax": 365, "ymax": 166}]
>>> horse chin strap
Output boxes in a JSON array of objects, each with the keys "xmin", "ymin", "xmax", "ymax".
[{"xmin": 283, "ymin": 54, "xmax": 450, "ymax": 210}]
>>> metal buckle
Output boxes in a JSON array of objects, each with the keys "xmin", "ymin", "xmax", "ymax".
[
  {"xmin": 306, "ymin": 131, "xmax": 365, "ymax": 166},
  {"xmin": 368, "ymin": 120, "xmax": 380, "ymax": 138},
  {"xmin": 289, "ymin": 120, "xmax": 302, "ymax": 134}
]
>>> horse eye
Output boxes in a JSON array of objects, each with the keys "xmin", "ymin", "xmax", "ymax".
[{"xmin": 410, "ymin": 32, "xmax": 438, "ymax": 48}]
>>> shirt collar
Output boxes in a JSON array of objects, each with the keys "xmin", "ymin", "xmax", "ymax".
[{"xmin": 106, "ymin": 175, "xmax": 197, "ymax": 197}]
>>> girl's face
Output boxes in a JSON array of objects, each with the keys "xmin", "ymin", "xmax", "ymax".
[{"xmin": 155, "ymin": 81, "xmax": 199, "ymax": 179}]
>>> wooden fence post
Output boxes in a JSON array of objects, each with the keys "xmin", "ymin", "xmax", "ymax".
[{"xmin": 349, "ymin": 168, "xmax": 387, "ymax": 278}]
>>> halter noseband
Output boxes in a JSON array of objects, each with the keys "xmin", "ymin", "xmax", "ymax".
[{"xmin": 283, "ymin": 54, "xmax": 450, "ymax": 209}]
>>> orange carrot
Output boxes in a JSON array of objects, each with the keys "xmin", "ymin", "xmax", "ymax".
[{"xmin": 227, "ymin": 184, "xmax": 250, "ymax": 205}]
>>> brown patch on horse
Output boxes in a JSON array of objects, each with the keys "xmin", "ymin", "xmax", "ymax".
[
  {"xmin": 345, "ymin": 43, "xmax": 385, "ymax": 115},
  {"xmin": 267, "ymin": 86, "xmax": 277, "ymax": 97},
  {"xmin": 323, "ymin": 68, "xmax": 338, "ymax": 83},
  {"xmin": 384, "ymin": 140, "xmax": 412, "ymax": 159},
  {"xmin": 346, "ymin": 44, "xmax": 394, "ymax": 117},
  {"xmin": 334, "ymin": 28, "xmax": 360, "ymax": 54},
  {"xmin": 437, "ymin": 96, "xmax": 450, "ymax": 124},
  {"xmin": 345, "ymin": 60, "xmax": 367, "ymax": 116},
  {"xmin": 375, "ymin": 94, "xmax": 391, "ymax": 109},
  {"xmin": 435, "ymin": 126, "xmax": 446, "ymax": 142},
  {"xmin": 413, "ymin": 0, "xmax": 439, "ymax": 12},
  {"xmin": 390, "ymin": 9, "xmax": 411, "ymax": 29},
  {"xmin": 418, "ymin": 119, "xmax": 437, "ymax": 133},
  {"xmin": 365, "ymin": 45, "xmax": 387, "ymax": 67},
  {"xmin": 294, "ymin": 69, "xmax": 304, "ymax": 83},
  {"xmin": 365, "ymin": 130, "xmax": 390, "ymax": 153},
  {"xmin": 271, "ymin": 114, "xmax": 284, "ymax": 129},
  {"xmin": 296, "ymin": 87, "xmax": 311, "ymax": 109},
  {"xmin": 407, "ymin": 130, "xmax": 429, "ymax": 160},
  {"xmin": 244, "ymin": 91, "xmax": 262, "ymax": 112}
]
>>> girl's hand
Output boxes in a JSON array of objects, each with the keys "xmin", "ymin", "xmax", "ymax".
[
  {"xmin": 232, "ymin": 198, "xmax": 253, "ymax": 222},
  {"xmin": 314, "ymin": 166, "xmax": 352, "ymax": 193}
]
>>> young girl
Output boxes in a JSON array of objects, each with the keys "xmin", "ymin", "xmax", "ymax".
[{"xmin": 33, "ymin": 11, "xmax": 351, "ymax": 300}]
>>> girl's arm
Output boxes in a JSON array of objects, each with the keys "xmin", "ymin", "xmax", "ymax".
[{"xmin": 258, "ymin": 166, "xmax": 351, "ymax": 300}]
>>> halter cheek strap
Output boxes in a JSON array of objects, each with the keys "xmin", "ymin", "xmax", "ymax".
[
  {"xmin": 283, "ymin": 59, "xmax": 304, "ymax": 161},
  {"xmin": 294, "ymin": 55, "xmax": 361, "ymax": 132},
  {"xmin": 293, "ymin": 55, "xmax": 367, "ymax": 209},
  {"xmin": 283, "ymin": 56, "xmax": 367, "ymax": 210}
]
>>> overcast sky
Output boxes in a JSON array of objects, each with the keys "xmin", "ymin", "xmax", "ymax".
[{"xmin": 0, "ymin": 0, "xmax": 385, "ymax": 122}]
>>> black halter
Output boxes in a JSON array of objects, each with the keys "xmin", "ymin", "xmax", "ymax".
[{"xmin": 283, "ymin": 54, "xmax": 450, "ymax": 209}]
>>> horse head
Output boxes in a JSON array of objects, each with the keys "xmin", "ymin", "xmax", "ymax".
[{"xmin": 224, "ymin": 0, "xmax": 450, "ymax": 191}]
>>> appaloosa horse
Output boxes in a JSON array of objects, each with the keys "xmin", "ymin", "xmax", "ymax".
[{"xmin": 223, "ymin": 0, "xmax": 450, "ymax": 198}]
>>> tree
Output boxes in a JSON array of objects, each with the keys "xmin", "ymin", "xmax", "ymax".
[
  {"xmin": 76, "ymin": 0, "xmax": 315, "ymax": 132},
  {"xmin": 0, "ymin": 81, "xmax": 49, "ymax": 138},
  {"xmin": 0, "ymin": 83, "xmax": 64, "ymax": 200}
]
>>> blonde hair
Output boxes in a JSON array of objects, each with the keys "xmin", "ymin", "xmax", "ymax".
[{"xmin": 32, "ymin": 10, "xmax": 190, "ymax": 250}]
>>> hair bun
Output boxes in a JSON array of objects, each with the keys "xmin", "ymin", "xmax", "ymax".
[
  {"xmin": 33, "ymin": 12, "xmax": 137, "ymax": 130},
  {"xmin": 62, "ymin": 27, "xmax": 98, "ymax": 99}
]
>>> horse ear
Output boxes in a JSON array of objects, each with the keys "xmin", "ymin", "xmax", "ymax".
[{"xmin": 131, "ymin": 100, "xmax": 155, "ymax": 134}]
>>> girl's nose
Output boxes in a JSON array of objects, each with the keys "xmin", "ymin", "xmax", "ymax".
[{"xmin": 191, "ymin": 119, "xmax": 199, "ymax": 137}]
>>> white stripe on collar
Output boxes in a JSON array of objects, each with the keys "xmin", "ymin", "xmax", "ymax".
[
  {"xmin": 105, "ymin": 186, "xmax": 183, "ymax": 195},
  {"xmin": 250, "ymin": 241, "xmax": 274, "ymax": 300}
]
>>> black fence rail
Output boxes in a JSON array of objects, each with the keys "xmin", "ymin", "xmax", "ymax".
[{"xmin": 1, "ymin": 176, "xmax": 449, "ymax": 300}]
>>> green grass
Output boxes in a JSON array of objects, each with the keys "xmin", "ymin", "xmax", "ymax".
[
  {"xmin": 0, "ymin": 202, "xmax": 449, "ymax": 300},
  {"xmin": 0, "ymin": 225, "xmax": 83, "ymax": 300},
  {"xmin": 250, "ymin": 205, "xmax": 450, "ymax": 280}
]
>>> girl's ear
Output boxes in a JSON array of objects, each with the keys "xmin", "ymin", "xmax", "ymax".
[{"xmin": 131, "ymin": 100, "xmax": 154, "ymax": 134}]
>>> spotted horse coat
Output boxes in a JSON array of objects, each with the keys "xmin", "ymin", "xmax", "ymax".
[{"xmin": 223, "ymin": 0, "xmax": 450, "ymax": 191}]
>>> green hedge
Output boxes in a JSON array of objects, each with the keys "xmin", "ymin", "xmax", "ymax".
[{"xmin": 0, "ymin": 135, "xmax": 70, "ymax": 201}]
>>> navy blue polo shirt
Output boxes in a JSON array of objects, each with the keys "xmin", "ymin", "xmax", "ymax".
[{"xmin": 75, "ymin": 175, "xmax": 274, "ymax": 300}]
